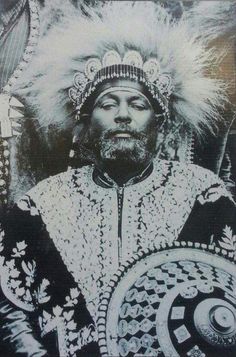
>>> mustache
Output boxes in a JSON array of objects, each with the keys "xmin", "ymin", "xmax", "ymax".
[{"xmin": 101, "ymin": 128, "xmax": 147, "ymax": 140}]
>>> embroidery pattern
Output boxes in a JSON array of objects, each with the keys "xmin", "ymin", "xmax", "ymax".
[
  {"xmin": 0, "ymin": 238, "xmax": 35, "ymax": 311},
  {"xmin": 39, "ymin": 288, "xmax": 97, "ymax": 357},
  {"xmin": 197, "ymin": 184, "xmax": 231, "ymax": 205},
  {"xmin": 219, "ymin": 225, "xmax": 236, "ymax": 260},
  {"xmin": 27, "ymin": 160, "xmax": 225, "ymax": 323},
  {"xmin": 0, "ymin": 228, "xmax": 97, "ymax": 357},
  {"xmin": 0, "ymin": 161, "xmax": 233, "ymax": 356},
  {"xmin": 35, "ymin": 278, "xmax": 50, "ymax": 304}
]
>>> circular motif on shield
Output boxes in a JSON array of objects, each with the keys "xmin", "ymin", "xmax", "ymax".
[{"xmin": 98, "ymin": 244, "xmax": 236, "ymax": 357}]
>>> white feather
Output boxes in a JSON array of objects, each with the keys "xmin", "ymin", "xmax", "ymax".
[
  {"xmin": 13, "ymin": 1, "xmax": 231, "ymax": 138},
  {"xmin": 185, "ymin": 0, "xmax": 236, "ymax": 42}
]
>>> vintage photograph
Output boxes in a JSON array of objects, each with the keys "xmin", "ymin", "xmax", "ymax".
[{"xmin": 0, "ymin": 1, "xmax": 235, "ymax": 356}]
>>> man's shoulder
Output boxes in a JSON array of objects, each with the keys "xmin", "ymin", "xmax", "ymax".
[
  {"xmin": 168, "ymin": 160, "xmax": 220, "ymax": 182},
  {"xmin": 19, "ymin": 165, "xmax": 93, "ymax": 205},
  {"xmin": 156, "ymin": 159, "xmax": 221, "ymax": 179},
  {"xmin": 159, "ymin": 160, "xmax": 232, "ymax": 204}
]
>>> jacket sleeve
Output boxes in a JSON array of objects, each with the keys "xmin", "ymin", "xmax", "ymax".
[
  {"xmin": 0, "ymin": 195, "xmax": 51, "ymax": 356},
  {"xmin": 179, "ymin": 181, "xmax": 236, "ymax": 260},
  {"xmin": 0, "ymin": 194, "xmax": 99, "ymax": 357},
  {"xmin": 0, "ymin": 295, "xmax": 50, "ymax": 357}
]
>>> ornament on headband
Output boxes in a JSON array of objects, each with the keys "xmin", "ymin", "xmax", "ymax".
[{"xmin": 68, "ymin": 50, "xmax": 172, "ymax": 118}]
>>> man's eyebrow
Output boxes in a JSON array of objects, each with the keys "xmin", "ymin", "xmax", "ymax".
[
  {"xmin": 98, "ymin": 93, "xmax": 118, "ymax": 101},
  {"xmin": 128, "ymin": 95, "xmax": 147, "ymax": 102},
  {"xmin": 97, "ymin": 93, "xmax": 149, "ymax": 104}
]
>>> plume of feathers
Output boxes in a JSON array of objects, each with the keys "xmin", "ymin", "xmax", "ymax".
[
  {"xmin": 13, "ymin": 0, "xmax": 233, "ymax": 139},
  {"xmin": 184, "ymin": 0, "xmax": 236, "ymax": 42}
]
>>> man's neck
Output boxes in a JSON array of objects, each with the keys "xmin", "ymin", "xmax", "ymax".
[{"xmin": 97, "ymin": 160, "xmax": 153, "ymax": 187}]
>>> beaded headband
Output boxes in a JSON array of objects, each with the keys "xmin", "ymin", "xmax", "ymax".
[{"xmin": 68, "ymin": 50, "xmax": 172, "ymax": 118}]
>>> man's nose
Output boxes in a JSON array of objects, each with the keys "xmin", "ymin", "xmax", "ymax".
[{"xmin": 114, "ymin": 103, "xmax": 132, "ymax": 124}]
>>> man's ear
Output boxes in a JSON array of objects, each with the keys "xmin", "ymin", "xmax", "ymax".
[
  {"xmin": 73, "ymin": 118, "xmax": 89, "ymax": 144},
  {"xmin": 79, "ymin": 113, "xmax": 90, "ymax": 123},
  {"xmin": 75, "ymin": 113, "xmax": 90, "ymax": 136}
]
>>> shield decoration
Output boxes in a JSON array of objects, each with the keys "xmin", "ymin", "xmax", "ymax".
[{"xmin": 98, "ymin": 241, "xmax": 236, "ymax": 357}]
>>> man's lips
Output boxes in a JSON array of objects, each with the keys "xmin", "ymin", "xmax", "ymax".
[
  {"xmin": 107, "ymin": 131, "xmax": 134, "ymax": 139},
  {"xmin": 113, "ymin": 133, "xmax": 132, "ymax": 138}
]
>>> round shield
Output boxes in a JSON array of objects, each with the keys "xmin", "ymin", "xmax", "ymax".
[{"xmin": 98, "ymin": 242, "xmax": 236, "ymax": 357}]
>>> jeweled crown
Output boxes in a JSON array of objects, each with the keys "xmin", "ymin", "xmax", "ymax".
[{"xmin": 68, "ymin": 50, "xmax": 172, "ymax": 118}]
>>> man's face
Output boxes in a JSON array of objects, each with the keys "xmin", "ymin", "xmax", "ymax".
[{"xmin": 85, "ymin": 82, "xmax": 159, "ymax": 167}]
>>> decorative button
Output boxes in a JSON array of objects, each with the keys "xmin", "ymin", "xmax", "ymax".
[
  {"xmin": 194, "ymin": 298, "xmax": 236, "ymax": 346},
  {"xmin": 140, "ymin": 333, "xmax": 153, "ymax": 348},
  {"xmin": 211, "ymin": 306, "xmax": 235, "ymax": 332},
  {"xmin": 174, "ymin": 324, "xmax": 191, "ymax": 343},
  {"xmin": 118, "ymin": 338, "xmax": 129, "ymax": 357},
  {"xmin": 187, "ymin": 345, "xmax": 205, "ymax": 357},
  {"xmin": 129, "ymin": 336, "xmax": 140, "ymax": 353},
  {"xmin": 171, "ymin": 306, "xmax": 185, "ymax": 320},
  {"xmin": 140, "ymin": 318, "xmax": 153, "ymax": 332},
  {"xmin": 3, "ymin": 150, "xmax": 10, "ymax": 158},
  {"xmin": 0, "ymin": 179, "xmax": 6, "ymax": 187},
  {"xmin": 180, "ymin": 286, "xmax": 198, "ymax": 299},
  {"xmin": 118, "ymin": 320, "xmax": 128, "ymax": 337}
]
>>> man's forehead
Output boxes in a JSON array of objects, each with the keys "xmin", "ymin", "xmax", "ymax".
[
  {"xmin": 86, "ymin": 78, "xmax": 162, "ymax": 114},
  {"xmin": 97, "ymin": 88, "xmax": 150, "ymax": 102},
  {"xmin": 94, "ymin": 79, "xmax": 153, "ymax": 107}
]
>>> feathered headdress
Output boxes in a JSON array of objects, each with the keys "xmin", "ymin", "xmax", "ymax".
[
  {"xmin": 12, "ymin": 0, "xmax": 234, "ymax": 139},
  {"xmin": 185, "ymin": 0, "xmax": 236, "ymax": 42}
]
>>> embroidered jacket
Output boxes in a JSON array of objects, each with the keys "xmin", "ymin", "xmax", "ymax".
[{"xmin": 0, "ymin": 159, "xmax": 235, "ymax": 356}]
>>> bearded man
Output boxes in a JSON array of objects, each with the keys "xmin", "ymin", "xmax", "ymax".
[{"xmin": 0, "ymin": 2, "xmax": 236, "ymax": 357}]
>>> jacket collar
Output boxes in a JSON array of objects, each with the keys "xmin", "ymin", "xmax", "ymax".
[{"xmin": 93, "ymin": 162, "xmax": 153, "ymax": 189}]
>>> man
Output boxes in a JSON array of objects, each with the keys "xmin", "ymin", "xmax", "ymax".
[
  {"xmin": 0, "ymin": 2, "xmax": 235, "ymax": 356},
  {"xmin": 1, "ymin": 0, "xmax": 235, "ymax": 209}
]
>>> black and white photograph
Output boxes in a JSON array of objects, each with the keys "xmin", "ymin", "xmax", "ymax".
[{"xmin": 0, "ymin": 1, "xmax": 235, "ymax": 356}]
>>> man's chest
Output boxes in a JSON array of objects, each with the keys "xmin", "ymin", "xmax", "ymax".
[{"xmin": 37, "ymin": 181, "xmax": 197, "ymax": 320}]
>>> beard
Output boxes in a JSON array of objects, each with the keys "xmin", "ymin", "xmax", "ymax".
[{"xmin": 83, "ymin": 125, "xmax": 157, "ymax": 167}]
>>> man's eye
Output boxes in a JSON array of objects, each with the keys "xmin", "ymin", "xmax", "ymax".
[
  {"xmin": 130, "ymin": 103, "xmax": 146, "ymax": 110},
  {"xmin": 100, "ymin": 102, "xmax": 116, "ymax": 110}
]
